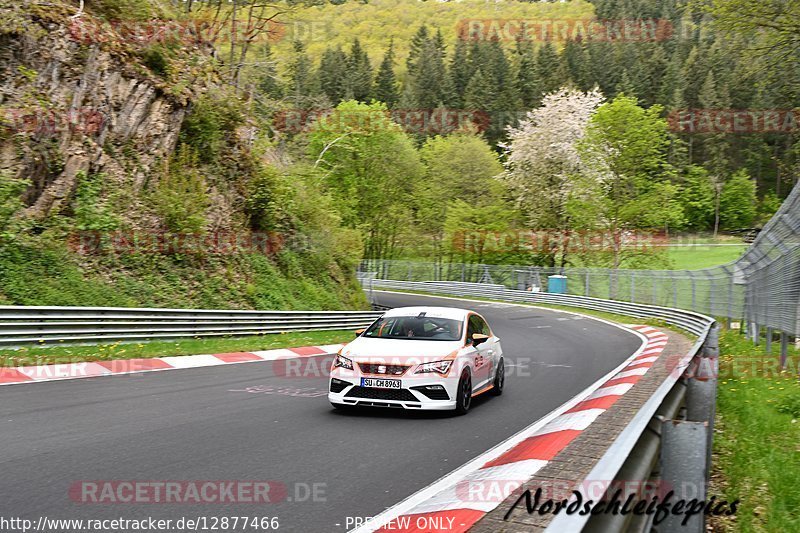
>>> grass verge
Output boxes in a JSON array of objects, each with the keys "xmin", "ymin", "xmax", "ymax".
[
  {"xmin": 710, "ymin": 327, "xmax": 800, "ymax": 532},
  {"xmin": 0, "ymin": 330, "xmax": 354, "ymax": 367}
]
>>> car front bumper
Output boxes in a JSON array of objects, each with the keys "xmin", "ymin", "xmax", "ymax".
[{"xmin": 328, "ymin": 367, "xmax": 460, "ymax": 410}]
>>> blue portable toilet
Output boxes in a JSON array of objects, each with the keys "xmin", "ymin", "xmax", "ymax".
[{"xmin": 548, "ymin": 275, "xmax": 567, "ymax": 294}]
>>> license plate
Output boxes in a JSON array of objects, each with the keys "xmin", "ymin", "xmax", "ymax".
[{"xmin": 361, "ymin": 378, "xmax": 401, "ymax": 389}]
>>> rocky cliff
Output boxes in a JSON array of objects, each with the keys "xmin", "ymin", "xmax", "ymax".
[{"xmin": 0, "ymin": 1, "xmax": 201, "ymax": 219}]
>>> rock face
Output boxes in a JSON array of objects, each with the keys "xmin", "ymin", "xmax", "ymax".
[{"xmin": 0, "ymin": 7, "xmax": 190, "ymax": 219}]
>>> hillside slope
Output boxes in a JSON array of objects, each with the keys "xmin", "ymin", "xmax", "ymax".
[{"xmin": 0, "ymin": 0, "xmax": 368, "ymax": 310}]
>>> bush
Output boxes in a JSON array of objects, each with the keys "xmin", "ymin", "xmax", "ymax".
[
  {"xmin": 73, "ymin": 171, "xmax": 120, "ymax": 231},
  {"xmin": 245, "ymin": 166, "xmax": 292, "ymax": 232},
  {"xmin": 179, "ymin": 94, "xmax": 244, "ymax": 165},
  {"xmin": 719, "ymin": 170, "xmax": 757, "ymax": 229},
  {"xmin": 0, "ymin": 172, "xmax": 29, "ymax": 241},
  {"xmin": 151, "ymin": 148, "xmax": 209, "ymax": 233}
]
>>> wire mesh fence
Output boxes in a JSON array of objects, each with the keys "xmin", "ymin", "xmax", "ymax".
[{"xmin": 360, "ymin": 182, "xmax": 800, "ymax": 357}]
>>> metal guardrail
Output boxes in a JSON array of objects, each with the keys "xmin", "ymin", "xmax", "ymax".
[
  {"xmin": 0, "ymin": 306, "xmax": 383, "ymax": 346},
  {"xmin": 365, "ymin": 279, "xmax": 717, "ymax": 533},
  {"xmin": 366, "ymin": 279, "xmax": 712, "ymax": 337}
]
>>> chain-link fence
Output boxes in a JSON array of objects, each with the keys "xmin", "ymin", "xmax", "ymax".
[{"xmin": 360, "ymin": 183, "xmax": 800, "ymax": 362}]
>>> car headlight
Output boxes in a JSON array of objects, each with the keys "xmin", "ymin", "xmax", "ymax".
[
  {"xmin": 414, "ymin": 360, "xmax": 453, "ymax": 375},
  {"xmin": 333, "ymin": 354, "xmax": 354, "ymax": 371}
]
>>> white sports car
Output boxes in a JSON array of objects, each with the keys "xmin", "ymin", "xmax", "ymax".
[{"xmin": 328, "ymin": 306, "xmax": 504, "ymax": 414}]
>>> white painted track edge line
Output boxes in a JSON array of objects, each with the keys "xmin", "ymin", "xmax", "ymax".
[{"xmin": 349, "ymin": 291, "xmax": 649, "ymax": 533}]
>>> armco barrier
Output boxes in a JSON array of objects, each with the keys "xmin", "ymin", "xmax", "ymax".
[
  {"xmin": 366, "ymin": 279, "xmax": 717, "ymax": 533},
  {"xmin": 0, "ymin": 306, "xmax": 383, "ymax": 346},
  {"xmin": 367, "ymin": 279, "xmax": 712, "ymax": 336}
]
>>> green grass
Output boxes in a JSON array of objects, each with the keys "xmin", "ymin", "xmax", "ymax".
[
  {"xmin": 0, "ymin": 329, "xmax": 354, "ymax": 367},
  {"xmin": 710, "ymin": 328, "xmax": 800, "ymax": 532},
  {"xmin": 666, "ymin": 244, "xmax": 747, "ymax": 270}
]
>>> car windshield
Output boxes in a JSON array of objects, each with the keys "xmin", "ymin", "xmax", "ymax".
[{"xmin": 363, "ymin": 316, "xmax": 463, "ymax": 341}]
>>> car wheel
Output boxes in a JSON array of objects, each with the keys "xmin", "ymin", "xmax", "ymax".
[
  {"xmin": 491, "ymin": 358, "xmax": 504, "ymax": 396},
  {"xmin": 455, "ymin": 370, "xmax": 472, "ymax": 415}
]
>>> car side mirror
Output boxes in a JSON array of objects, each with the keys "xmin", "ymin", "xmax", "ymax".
[
  {"xmin": 472, "ymin": 333, "xmax": 490, "ymax": 347},
  {"xmin": 354, "ymin": 328, "xmax": 365, "ymax": 338}
]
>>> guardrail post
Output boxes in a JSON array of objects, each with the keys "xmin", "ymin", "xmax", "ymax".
[
  {"xmin": 659, "ymin": 420, "xmax": 708, "ymax": 533},
  {"xmin": 686, "ymin": 323, "xmax": 718, "ymax": 485}
]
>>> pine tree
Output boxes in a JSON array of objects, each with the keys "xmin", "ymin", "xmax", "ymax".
[
  {"xmin": 449, "ymin": 40, "xmax": 472, "ymax": 108},
  {"xmin": 561, "ymin": 39, "xmax": 590, "ymax": 92},
  {"xmin": 346, "ymin": 38, "xmax": 372, "ymax": 102},
  {"xmin": 432, "ymin": 28, "xmax": 447, "ymax": 59},
  {"xmin": 319, "ymin": 46, "xmax": 348, "ymax": 105},
  {"xmin": 615, "ymin": 70, "xmax": 638, "ymax": 99},
  {"xmin": 515, "ymin": 38, "xmax": 541, "ymax": 109},
  {"xmin": 536, "ymin": 42, "xmax": 563, "ymax": 96},
  {"xmin": 407, "ymin": 40, "xmax": 449, "ymax": 110},
  {"xmin": 374, "ymin": 42, "xmax": 399, "ymax": 108},
  {"xmin": 407, "ymin": 25, "xmax": 430, "ymax": 73},
  {"xmin": 485, "ymin": 40, "xmax": 520, "ymax": 131},
  {"xmin": 464, "ymin": 68, "xmax": 495, "ymax": 112},
  {"xmin": 287, "ymin": 41, "xmax": 318, "ymax": 108}
]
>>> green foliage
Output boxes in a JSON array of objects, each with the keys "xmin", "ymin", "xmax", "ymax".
[
  {"xmin": 757, "ymin": 191, "xmax": 783, "ymax": 226},
  {"xmin": 0, "ymin": 172, "xmax": 29, "ymax": 241},
  {"xmin": 85, "ymin": 0, "xmax": 159, "ymax": 20},
  {"xmin": 179, "ymin": 94, "xmax": 244, "ymax": 165},
  {"xmin": 151, "ymin": 148, "xmax": 209, "ymax": 233},
  {"xmin": 373, "ymin": 42, "xmax": 399, "ymax": 108},
  {"xmin": 245, "ymin": 165, "xmax": 291, "ymax": 232},
  {"xmin": 73, "ymin": 171, "xmax": 120, "ymax": 231},
  {"xmin": 308, "ymin": 100, "xmax": 424, "ymax": 259},
  {"xmin": 271, "ymin": 0, "xmax": 595, "ymax": 81},
  {"xmin": 775, "ymin": 390, "xmax": 800, "ymax": 418},
  {"xmin": 679, "ymin": 166, "xmax": 716, "ymax": 230},
  {"xmin": 719, "ymin": 170, "xmax": 757, "ymax": 229},
  {"xmin": 139, "ymin": 45, "xmax": 171, "ymax": 78}
]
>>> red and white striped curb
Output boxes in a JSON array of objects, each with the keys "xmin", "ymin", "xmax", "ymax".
[
  {"xmin": 356, "ymin": 325, "xmax": 668, "ymax": 533},
  {"xmin": 0, "ymin": 344, "xmax": 346, "ymax": 386}
]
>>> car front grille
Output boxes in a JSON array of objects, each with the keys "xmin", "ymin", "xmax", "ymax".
[
  {"xmin": 345, "ymin": 386, "xmax": 419, "ymax": 402},
  {"xmin": 358, "ymin": 363, "xmax": 410, "ymax": 376}
]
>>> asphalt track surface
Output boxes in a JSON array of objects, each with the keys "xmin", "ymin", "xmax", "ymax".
[{"xmin": 0, "ymin": 292, "xmax": 642, "ymax": 533}]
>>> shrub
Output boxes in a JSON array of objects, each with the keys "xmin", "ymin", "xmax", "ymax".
[
  {"xmin": 73, "ymin": 171, "xmax": 120, "ymax": 231},
  {"xmin": 151, "ymin": 148, "xmax": 209, "ymax": 233},
  {"xmin": 179, "ymin": 94, "xmax": 244, "ymax": 165}
]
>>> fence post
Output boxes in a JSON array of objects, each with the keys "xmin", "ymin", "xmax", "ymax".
[
  {"xmin": 780, "ymin": 332, "xmax": 788, "ymax": 368},
  {"xmin": 672, "ymin": 273, "xmax": 678, "ymax": 308},
  {"xmin": 630, "ymin": 271, "xmax": 635, "ymax": 302},
  {"xmin": 766, "ymin": 327, "xmax": 773, "ymax": 354},
  {"xmin": 652, "ymin": 275, "xmax": 658, "ymax": 305},
  {"xmin": 585, "ymin": 271, "xmax": 590, "ymax": 297},
  {"xmin": 709, "ymin": 277, "xmax": 715, "ymax": 315}
]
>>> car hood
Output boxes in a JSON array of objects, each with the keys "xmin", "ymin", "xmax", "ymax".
[{"xmin": 341, "ymin": 337, "xmax": 463, "ymax": 363}]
